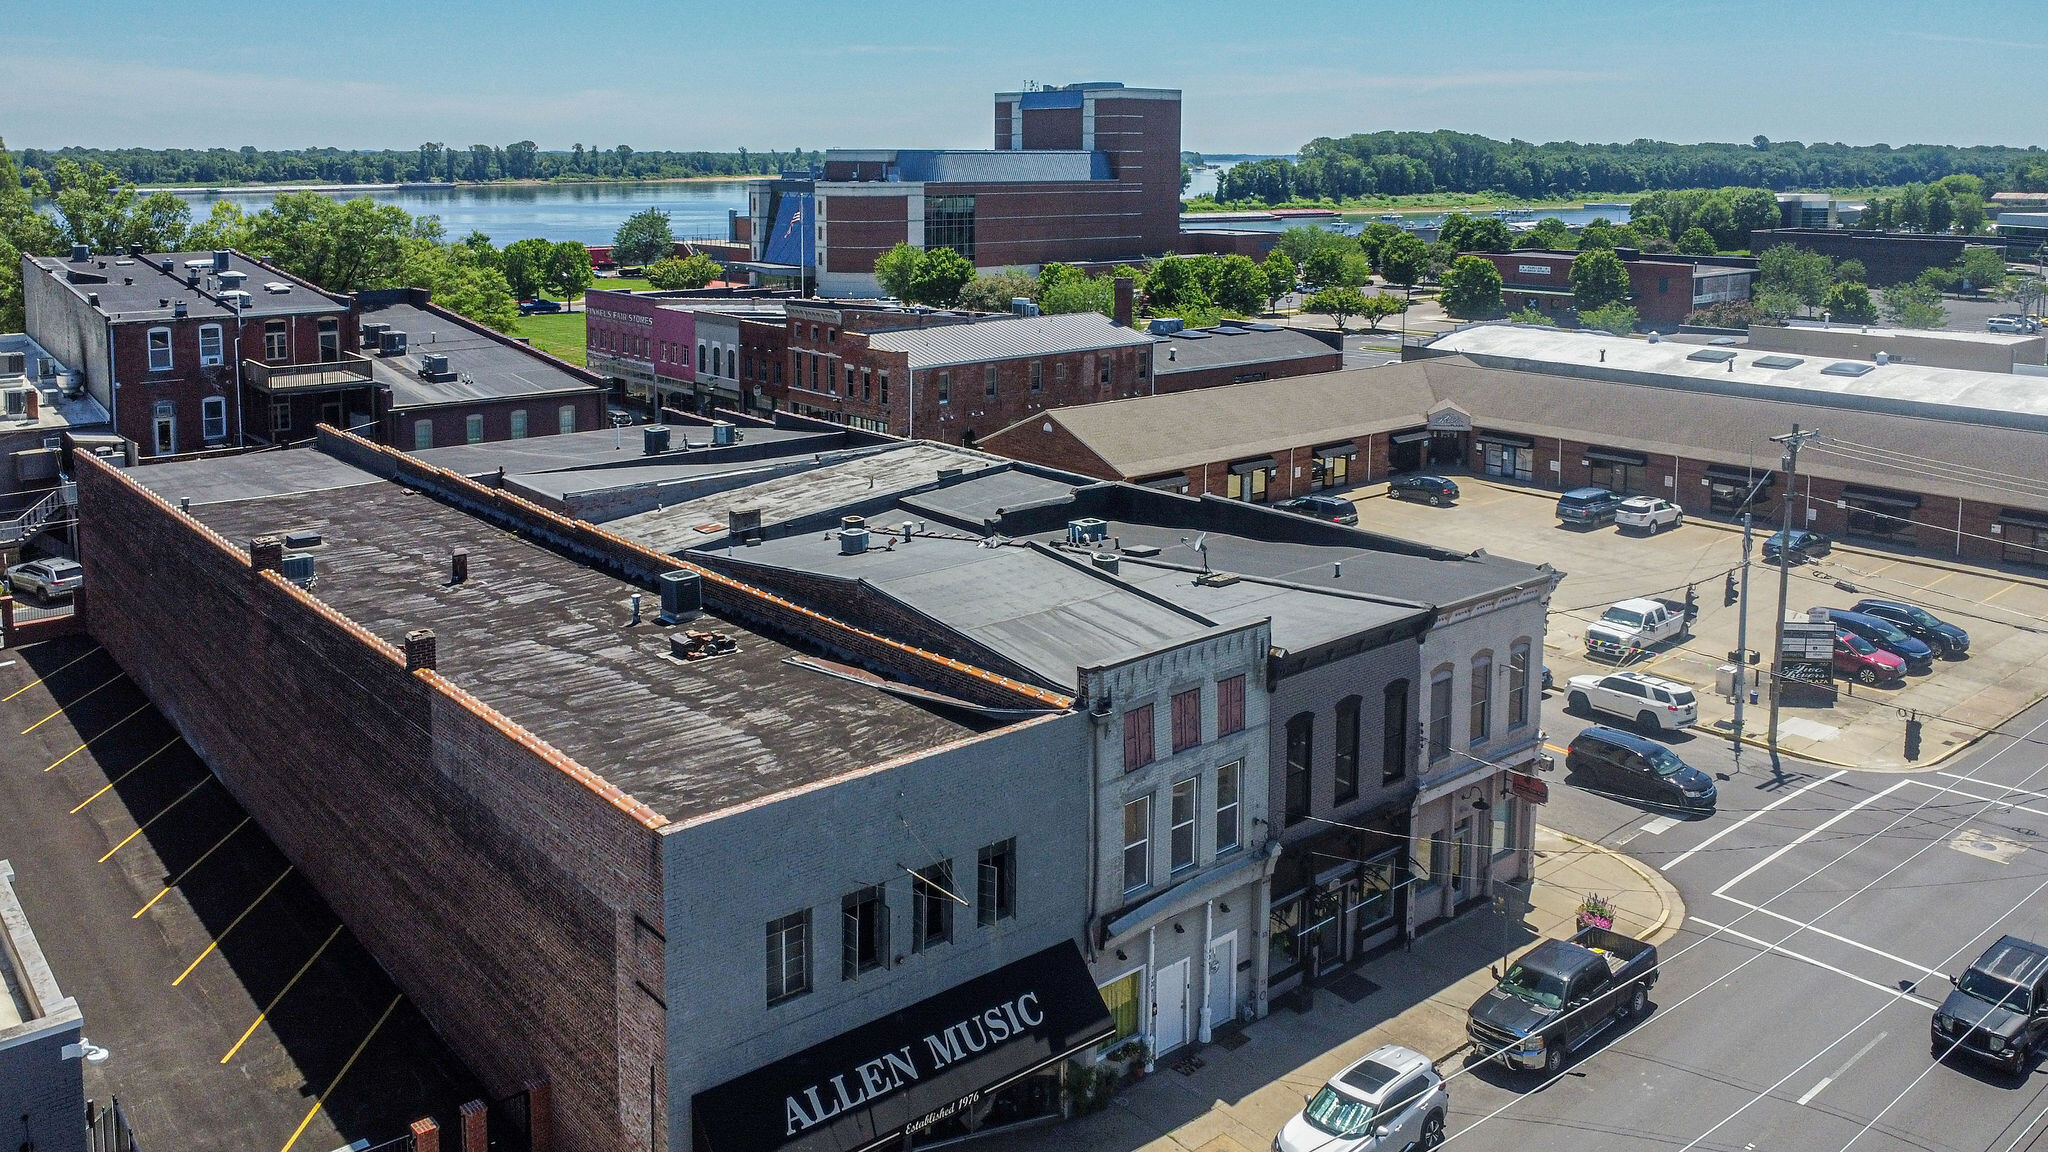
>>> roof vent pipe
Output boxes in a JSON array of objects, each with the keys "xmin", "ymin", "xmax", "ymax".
[
  {"xmin": 1875, "ymin": 351, "xmax": 1890, "ymax": 365},
  {"xmin": 840, "ymin": 526, "xmax": 870, "ymax": 555},
  {"xmin": 451, "ymin": 550, "xmax": 468, "ymax": 584}
]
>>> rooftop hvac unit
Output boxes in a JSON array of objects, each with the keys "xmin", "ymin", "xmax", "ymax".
[
  {"xmin": 0, "ymin": 352, "xmax": 24, "ymax": 378},
  {"xmin": 217, "ymin": 270, "xmax": 247, "ymax": 289},
  {"xmin": 420, "ymin": 354, "xmax": 452, "ymax": 380},
  {"xmin": 1067, "ymin": 517, "xmax": 1108, "ymax": 544},
  {"xmin": 69, "ymin": 244, "xmax": 89, "ymax": 263},
  {"xmin": 264, "ymin": 281, "xmax": 293, "ymax": 294},
  {"xmin": 710, "ymin": 421, "xmax": 736, "ymax": 446},
  {"xmin": 212, "ymin": 250, "xmax": 231, "ymax": 272},
  {"xmin": 37, "ymin": 358, "xmax": 55, "ymax": 379},
  {"xmin": 360, "ymin": 322, "xmax": 388, "ymax": 343},
  {"xmin": 643, "ymin": 425, "xmax": 672, "ymax": 455},
  {"xmin": 658, "ymin": 569, "xmax": 702, "ymax": 623},
  {"xmin": 280, "ymin": 552, "xmax": 317, "ymax": 589},
  {"xmin": 1011, "ymin": 297, "xmax": 1040, "ymax": 317},
  {"xmin": 726, "ymin": 507, "xmax": 762, "ymax": 543},
  {"xmin": 221, "ymin": 290, "xmax": 251, "ymax": 307},
  {"xmin": 840, "ymin": 526, "xmax": 871, "ymax": 555},
  {"xmin": 379, "ymin": 330, "xmax": 408, "ymax": 355}
]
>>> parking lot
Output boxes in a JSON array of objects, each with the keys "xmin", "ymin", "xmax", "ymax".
[
  {"xmin": 1352, "ymin": 475, "xmax": 2048, "ymax": 770},
  {"xmin": 0, "ymin": 635, "xmax": 479, "ymax": 1151}
]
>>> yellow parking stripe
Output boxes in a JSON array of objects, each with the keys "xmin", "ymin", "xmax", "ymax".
[
  {"xmin": 97, "ymin": 776, "xmax": 214, "ymax": 861},
  {"xmin": 277, "ymin": 993, "xmax": 403, "ymax": 1152},
  {"xmin": 69, "ymin": 737, "xmax": 182, "ymax": 813},
  {"xmin": 22, "ymin": 672, "xmax": 128, "ymax": 734},
  {"xmin": 222, "ymin": 923, "xmax": 345, "ymax": 1063},
  {"xmin": 133, "ymin": 817, "xmax": 252, "ymax": 918},
  {"xmin": 173, "ymin": 865, "xmax": 294, "ymax": 986},
  {"xmin": 1, "ymin": 644, "xmax": 103, "ymax": 701},
  {"xmin": 46, "ymin": 703, "xmax": 152, "ymax": 771}
]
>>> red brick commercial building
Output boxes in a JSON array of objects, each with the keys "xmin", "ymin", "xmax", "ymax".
[
  {"xmin": 1471, "ymin": 249, "xmax": 1756, "ymax": 330},
  {"xmin": 982, "ymin": 323, "xmax": 2048, "ymax": 569},
  {"xmin": 1749, "ymin": 228, "xmax": 1998, "ymax": 286},
  {"xmin": 749, "ymin": 82, "xmax": 1181, "ymax": 295},
  {"xmin": 1151, "ymin": 323, "xmax": 1341, "ymax": 392}
]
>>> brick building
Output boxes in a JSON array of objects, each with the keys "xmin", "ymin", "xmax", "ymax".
[
  {"xmin": 750, "ymin": 83, "xmax": 1181, "ymax": 296},
  {"xmin": 1470, "ymin": 249, "xmax": 1756, "ymax": 330},
  {"xmin": 0, "ymin": 860, "xmax": 87, "ymax": 1152},
  {"xmin": 1151, "ymin": 323, "xmax": 1342, "ymax": 392},
  {"xmin": 1748, "ymin": 228, "xmax": 1999, "ymax": 286},
  {"xmin": 22, "ymin": 247, "xmax": 355, "ymax": 458}
]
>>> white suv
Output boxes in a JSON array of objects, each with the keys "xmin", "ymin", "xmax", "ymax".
[
  {"xmin": 1277, "ymin": 1043, "xmax": 1447, "ymax": 1152},
  {"xmin": 1565, "ymin": 671, "xmax": 1699, "ymax": 733},
  {"xmin": 1614, "ymin": 496, "xmax": 1683, "ymax": 534}
]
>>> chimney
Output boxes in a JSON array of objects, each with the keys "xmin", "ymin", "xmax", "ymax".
[
  {"xmin": 404, "ymin": 629, "xmax": 437, "ymax": 672},
  {"xmin": 1113, "ymin": 277, "xmax": 1134, "ymax": 328},
  {"xmin": 249, "ymin": 536, "xmax": 284, "ymax": 574},
  {"xmin": 451, "ymin": 550, "xmax": 469, "ymax": 584}
]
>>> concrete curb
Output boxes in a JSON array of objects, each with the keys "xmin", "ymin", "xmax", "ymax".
[
  {"xmin": 1545, "ymin": 826, "xmax": 1686, "ymax": 946},
  {"xmin": 1681, "ymin": 718, "xmax": 2003, "ymax": 774}
]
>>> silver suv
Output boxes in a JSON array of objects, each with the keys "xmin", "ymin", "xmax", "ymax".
[{"xmin": 1276, "ymin": 1043, "xmax": 1447, "ymax": 1151}]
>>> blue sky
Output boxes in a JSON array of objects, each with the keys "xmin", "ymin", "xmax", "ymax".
[{"xmin": 8, "ymin": 0, "xmax": 2040, "ymax": 153}]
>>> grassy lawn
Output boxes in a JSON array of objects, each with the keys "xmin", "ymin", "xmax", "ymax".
[{"xmin": 511, "ymin": 311, "xmax": 585, "ymax": 365}]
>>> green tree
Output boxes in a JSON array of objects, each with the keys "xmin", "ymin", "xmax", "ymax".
[
  {"xmin": 1822, "ymin": 281, "xmax": 1878, "ymax": 324},
  {"xmin": 1260, "ymin": 250, "xmax": 1297, "ymax": 309},
  {"xmin": 1438, "ymin": 214, "xmax": 1513, "ymax": 253},
  {"xmin": 500, "ymin": 237, "xmax": 554, "ymax": 299},
  {"xmin": 1374, "ymin": 232, "xmax": 1428, "ymax": 288},
  {"xmin": 1925, "ymin": 183, "xmax": 1955, "ymax": 233},
  {"xmin": 459, "ymin": 230, "xmax": 499, "ymax": 267},
  {"xmin": 1204, "ymin": 255, "xmax": 1268, "ymax": 315},
  {"xmin": 956, "ymin": 270, "xmax": 1041, "ymax": 313},
  {"xmin": 1299, "ymin": 246, "xmax": 1348, "ymax": 289},
  {"xmin": 1956, "ymin": 246, "xmax": 2007, "ymax": 293},
  {"xmin": 907, "ymin": 247, "xmax": 974, "ymax": 306},
  {"xmin": 1577, "ymin": 301, "xmax": 1639, "ymax": 335},
  {"xmin": 1569, "ymin": 249, "xmax": 1630, "ymax": 310},
  {"xmin": 1515, "ymin": 217, "xmax": 1572, "ymax": 250},
  {"xmin": 242, "ymin": 193, "xmax": 417, "ymax": 292},
  {"xmin": 1146, "ymin": 255, "xmax": 1202, "ymax": 308},
  {"xmin": 1035, "ymin": 261, "xmax": 1086, "ymax": 298},
  {"xmin": 1357, "ymin": 293, "xmax": 1409, "ymax": 331},
  {"xmin": 1438, "ymin": 255, "xmax": 1504, "ymax": 318},
  {"xmin": 1040, "ymin": 275, "xmax": 1116, "ymax": 317},
  {"xmin": 1356, "ymin": 221, "xmax": 1404, "ymax": 266},
  {"xmin": 1881, "ymin": 280, "xmax": 1948, "ymax": 328},
  {"xmin": 874, "ymin": 242, "xmax": 921, "ymax": 300},
  {"xmin": 1303, "ymin": 286, "xmax": 1370, "ymax": 330},
  {"xmin": 1836, "ymin": 259, "xmax": 1868, "ymax": 283},
  {"xmin": 184, "ymin": 200, "xmax": 251, "ymax": 252},
  {"xmin": 646, "ymin": 252, "xmax": 722, "ymax": 290},
  {"xmin": 1757, "ymin": 244, "xmax": 1835, "ymax": 311},
  {"xmin": 1691, "ymin": 196, "xmax": 1740, "ymax": 249},
  {"xmin": 1952, "ymin": 193, "xmax": 1987, "ymax": 235},
  {"xmin": 43, "ymin": 158, "xmax": 191, "ymax": 254},
  {"xmin": 545, "ymin": 240, "xmax": 595, "ymax": 301},
  {"xmin": 1675, "ymin": 227, "xmax": 1718, "ymax": 256},
  {"xmin": 612, "ymin": 207, "xmax": 674, "ymax": 265},
  {"xmin": 1507, "ymin": 305, "xmax": 1556, "ymax": 326},
  {"xmin": 399, "ymin": 240, "xmax": 519, "ymax": 332}
]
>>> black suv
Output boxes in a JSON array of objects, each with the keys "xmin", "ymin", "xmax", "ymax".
[
  {"xmin": 1565, "ymin": 727, "xmax": 1716, "ymax": 812},
  {"xmin": 1933, "ymin": 936, "xmax": 2048, "ymax": 1072},
  {"xmin": 1851, "ymin": 598, "xmax": 1970, "ymax": 658},
  {"xmin": 1274, "ymin": 493, "xmax": 1359, "ymax": 525},
  {"xmin": 1388, "ymin": 474, "xmax": 1459, "ymax": 506}
]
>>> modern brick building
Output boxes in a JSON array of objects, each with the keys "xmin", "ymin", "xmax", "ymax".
[
  {"xmin": 1748, "ymin": 228, "xmax": 2000, "ymax": 286},
  {"xmin": 1470, "ymin": 249, "xmax": 1756, "ymax": 330},
  {"xmin": 750, "ymin": 83, "xmax": 1181, "ymax": 296}
]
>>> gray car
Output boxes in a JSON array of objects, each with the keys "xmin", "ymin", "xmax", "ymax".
[{"xmin": 5, "ymin": 558, "xmax": 82, "ymax": 599}]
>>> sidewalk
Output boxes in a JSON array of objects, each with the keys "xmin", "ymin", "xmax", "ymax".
[{"xmin": 979, "ymin": 827, "xmax": 1681, "ymax": 1152}]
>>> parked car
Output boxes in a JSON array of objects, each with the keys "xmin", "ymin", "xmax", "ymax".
[
  {"xmin": 518, "ymin": 298, "xmax": 563, "ymax": 315},
  {"xmin": 1614, "ymin": 496, "xmax": 1683, "ymax": 535},
  {"xmin": 1276, "ymin": 1043, "xmax": 1448, "ymax": 1152},
  {"xmin": 1565, "ymin": 671, "xmax": 1699, "ymax": 734},
  {"xmin": 1851, "ymin": 599, "xmax": 1970, "ymax": 658},
  {"xmin": 1387, "ymin": 474, "xmax": 1459, "ymax": 506},
  {"xmin": 1274, "ymin": 493, "xmax": 1359, "ymax": 526},
  {"xmin": 1834, "ymin": 630, "xmax": 1906, "ymax": 685},
  {"xmin": 1932, "ymin": 936, "xmax": 2048, "ymax": 1071},
  {"xmin": 1761, "ymin": 529, "xmax": 1831, "ymax": 565},
  {"xmin": 1988, "ymin": 315, "xmax": 2041, "ymax": 335},
  {"xmin": 1824, "ymin": 608, "xmax": 1935, "ymax": 673},
  {"xmin": 1556, "ymin": 487, "xmax": 1623, "ymax": 527},
  {"xmin": 1466, "ymin": 925, "xmax": 1660, "ymax": 1075},
  {"xmin": 4, "ymin": 558, "xmax": 82, "ymax": 600},
  {"xmin": 1565, "ymin": 726, "xmax": 1717, "ymax": 811},
  {"xmin": 1584, "ymin": 597, "xmax": 1685, "ymax": 660}
]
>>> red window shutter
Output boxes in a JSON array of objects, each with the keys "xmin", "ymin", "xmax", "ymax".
[
  {"xmin": 1218, "ymin": 675, "xmax": 1246, "ymax": 736},
  {"xmin": 1123, "ymin": 705, "xmax": 1155, "ymax": 771}
]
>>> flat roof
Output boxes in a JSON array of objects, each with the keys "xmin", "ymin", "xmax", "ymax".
[
  {"xmin": 362, "ymin": 301, "xmax": 599, "ymax": 408},
  {"xmin": 29, "ymin": 250, "xmax": 344, "ymax": 322},
  {"xmin": 1767, "ymin": 322, "xmax": 2042, "ymax": 348},
  {"xmin": 823, "ymin": 150, "xmax": 1109, "ymax": 184},
  {"xmin": 411, "ymin": 424, "xmax": 839, "ymax": 480},
  {"xmin": 126, "ymin": 448, "xmax": 383, "ymax": 505},
  {"xmin": 866, "ymin": 312, "xmax": 1154, "ymax": 370},
  {"xmin": 1155, "ymin": 326, "xmax": 1336, "ymax": 375},
  {"xmin": 185, "ymin": 476, "xmax": 979, "ymax": 823}
]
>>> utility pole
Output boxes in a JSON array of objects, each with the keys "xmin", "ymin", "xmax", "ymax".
[
  {"xmin": 1768, "ymin": 425, "xmax": 1821, "ymax": 755},
  {"xmin": 1731, "ymin": 511, "xmax": 1754, "ymax": 777}
]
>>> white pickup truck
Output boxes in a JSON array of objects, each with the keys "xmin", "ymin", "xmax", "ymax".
[
  {"xmin": 1614, "ymin": 497, "xmax": 1683, "ymax": 534},
  {"xmin": 1585, "ymin": 597, "xmax": 1684, "ymax": 659},
  {"xmin": 1565, "ymin": 671, "xmax": 1699, "ymax": 732}
]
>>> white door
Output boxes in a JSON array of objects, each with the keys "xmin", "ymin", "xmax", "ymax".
[
  {"xmin": 1206, "ymin": 934, "xmax": 1237, "ymax": 1033},
  {"xmin": 1153, "ymin": 958, "xmax": 1190, "ymax": 1055}
]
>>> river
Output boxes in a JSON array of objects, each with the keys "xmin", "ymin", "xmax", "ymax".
[{"xmin": 166, "ymin": 181, "xmax": 755, "ymax": 246}]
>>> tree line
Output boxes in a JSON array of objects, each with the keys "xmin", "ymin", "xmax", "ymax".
[
  {"xmin": 7, "ymin": 143, "xmax": 817, "ymax": 187},
  {"xmin": 1214, "ymin": 130, "xmax": 2048, "ymax": 204}
]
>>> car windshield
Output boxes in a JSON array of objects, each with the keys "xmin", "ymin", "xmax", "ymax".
[
  {"xmin": 1599, "ymin": 607, "xmax": 1645, "ymax": 628},
  {"xmin": 1648, "ymin": 748, "xmax": 1687, "ymax": 776},
  {"xmin": 1302, "ymin": 1087, "xmax": 1376, "ymax": 1137},
  {"xmin": 1862, "ymin": 620, "xmax": 1910, "ymax": 644},
  {"xmin": 1498, "ymin": 962, "xmax": 1567, "ymax": 1009},
  {"xmin": 1841, "ymin": 633, "xmax": 1875, "ymax": 655},
  {"xmin": 1959, "ymin": 969, "xmax": 2032, "ymax": 1014},
  {"xmin": 1899, "ymin": 606, "xmax": 1939, "ymax": 627}
]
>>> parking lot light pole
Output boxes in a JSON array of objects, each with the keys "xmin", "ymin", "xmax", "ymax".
[{"xmin": 1768, "ymin": 425, "xmax": 1821, "ymax": 756}]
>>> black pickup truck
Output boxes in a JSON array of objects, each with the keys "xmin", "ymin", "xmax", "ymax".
[{"xmin": 1466, "ymin": 925, "xmax": 1658, "ymax": 1075}]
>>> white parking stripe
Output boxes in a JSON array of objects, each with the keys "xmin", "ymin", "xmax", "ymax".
[
  {"xmin": 1797, "ymin": 1032, "xmax": 1886, "ymax": 1106},
  {"xmin": 1688, "ymin": 917, "xmax": 1941, "ymax": 1007},
  {"xmin": 1663, "ymin": 770, "xmax": 1848, "ymax": 871},
  {"xmin": 1640, "ymin": 815, "xmax": 1681, "ymax": 835}
]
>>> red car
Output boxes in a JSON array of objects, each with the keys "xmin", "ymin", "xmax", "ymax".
[{"xmin": 1835, "ymin": 630, "xmax": 1905, "ymax": 685}]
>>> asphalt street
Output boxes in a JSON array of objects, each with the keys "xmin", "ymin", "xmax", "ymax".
[{"xmin": 1434, "ymin": 691, "xmax": 2048, "ymax": 1152}]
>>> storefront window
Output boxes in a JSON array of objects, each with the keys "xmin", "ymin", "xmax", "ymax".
[
  {"xmin": 1268, "ymin": 893, "xmax": 1303, "ymax": 980},
  {"xmin": 1413, "ymin": 832, "xmax": 1437, "ymax": 899},
  {"xmin": 1589, "ymin": 461, "xmax": 1648, "ymax": 495},
  {"xmin": 1845, "ymin": 493, "xmax": 1917, "ymax": 545},
  {"xmin": 1493, "ymin": 796, "xmax": 1516, "ymax": 856},
  {"xmin": 2002, "ymin": 519, "xmax": 2048, "ymax": 567},
  {"xmin": 1708, "ymin": 470, "xmax": 1773, "ymax": 514},
  {"xmin": 1099, "ymin": 970, "xmax": 1143, "ymax": 1041},
  {"xmin": 1355, "ymin": 851, "xmax": 1399, "ymax": 936}
]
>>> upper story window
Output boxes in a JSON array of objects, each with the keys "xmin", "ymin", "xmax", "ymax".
[
  {"xmin": 147, "ymin": 327, "xmax": 173, "ymax": 372},
  {"xmin": 765, "ymin": 910, "xmax": 810, "ymax": 1006},
  {"xmin": 1285, "ymin": 712, "xmax": 1313, "ymax": 825},
  {"xmin": 1122, "ymin": 704, "xmax": 1155, "ymax": 772},
  {"xmin": 1335, "ymin": 695, "xmax": 1361, "ymax": 804},
  {"xmin": 197, "ymin": 324, "xmax": 223, "ymax": 367},
  {"xmin": 937, "ymin": 370, "xmax": 951, "ymax": 405},
  {"xmin": 264, "ymin": 320, "xmax": 288, "ymax": 363},
  {"xmin": 201, "ymin": 396, "xmax": 227, "ymax": 442},
  {"xmin": 1215, "ymin": 761, "xmax": 1241, "ymax": 855},
  {"xmin": 1383, "ymin": 679, "xmax": 1411, "ymax": 783},
  {"xmin": 1121, "ymin": 795, "xmax": 1152, "ymax": 894},
  {"xmin": 1509, "ymin": 640, "xmax": 1533, "ymax": 729},
  {"xmin": 1218, "ymin": 674, "xmax": 1246, "ymax": 735},
  {"xmin": 977, "ymin": 839, "xmax": 1016, "ymax": 926},
  {"xmin": 911, "ymin": 861, "xmax": 954, "ymax": 952},
  {"xmin": 1170, "ymin": 688, "xmax": 1201, "ymax": 752},
  {"xmin": 1029, "ymin": 361, "xmax": 1043, "ymax": 392},
  {"xmin": 840, "ymin": 885, "xmax": 888, "ymax": 980},
  {"xmin": 1428, "ymin": 666, "xmax": 1454, "ymax": 763},
  {"xmin": 985, "ymin": 364, "xmax": 998, "ymax": 399},
  {"xmin": 1470, "ymin": 651, "xmax": 1494, "ymax": 744}
]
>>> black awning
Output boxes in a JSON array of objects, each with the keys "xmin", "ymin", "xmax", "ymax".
[
  {"xmin": 1585, "ymin": 446, "xmax": 1649, "ymax": 467},
  {"xmin": 1843, "ymin": 485, "xmax": 1921, "ymax": 510},
  {"xmin": 1314, "ymin": 442, "xmax": 1360, "ymax": 459},
  {"xmin": 1230, "ymin": 456, "xmax": 1279, "ymax": 475},
  {"xmin": 2000, "ymin": 507, "xmax": 2048, "ymax": 530},
  {"xmin": 693, "ymin": 942, "xmax": 1114, "ymax": 1152},
  {"xmin": 1476, "ymin": 432, "xmax": 1534, "ymax": 448},
  {"xmin": 1705, "ymin": 464, "xmax": 1774, "ymax": 486},
  {"xmin": 1389, "ymin": 429, "xmax": 1430, "ymax": 445}
]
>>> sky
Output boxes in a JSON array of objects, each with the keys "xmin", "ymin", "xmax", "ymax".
[{"xmin": 7, "ymin": 0, "xmax": 2041, "ymax": 154}]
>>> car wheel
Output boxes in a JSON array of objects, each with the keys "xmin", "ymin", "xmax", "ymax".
[
  {"xmin": 1428, "ymin": 494, "xmax": 1442, "ymax": 507},
  {"xmin": 1543, "ymin": 1042, "xmax": 1566, "ymax": 1076},
  {"xmin": 1568, "ymin": 691, "xmax": 1590, "ymax": 716},
  {"xmin": 1625, "ymin": 983, "xmax": 1648, "ymax": 1020},
  {"xmin": 1637, "ymin": 710, "xmax": 1661, "ymax": 736},
  {"xmin": 1946, "ymin": 638, "xmax": 1966, "ymax": 658},
  {"xmin": 1858, "ymin": 667, "xmax": 1878, "ymax": 686},
  {"xmin": 1421, "ymin": 1112, "xmax": 1445, "ymax": 1149},
  {"xmin": 1647, "ymin": 519, "xmax": 1659, "ymax": 535}
]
